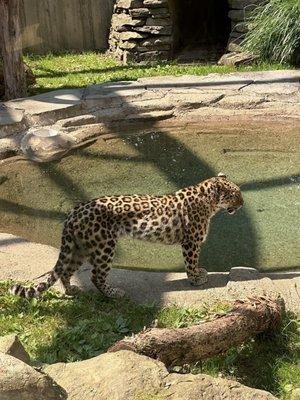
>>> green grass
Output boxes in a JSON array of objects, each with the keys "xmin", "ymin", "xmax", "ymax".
[
  {"xmin": 0, "ymin": 280, "xmax": 299, "ymax": 399},
  {"xmin": 24, "ymin": 52, "xmax": 292, "ymax": 96},
  {"xmin": 242, "ymin": 0, "xmax": 300, "ymax": 65}
]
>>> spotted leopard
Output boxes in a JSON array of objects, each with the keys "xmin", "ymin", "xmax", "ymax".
[{"xmin": 10, "ymin": 173, "xmax": 243, "ymax": 299}]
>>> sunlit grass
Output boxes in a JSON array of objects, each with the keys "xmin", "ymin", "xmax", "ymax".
[
  {"xmin": 24, "ymin": 52, "xmax": 293, "ymax": 95},
  {"xmin": 0, "ymin": 280, "xmax": 299, "ymax": 399}
]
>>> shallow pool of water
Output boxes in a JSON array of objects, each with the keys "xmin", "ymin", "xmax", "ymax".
[{"xmin": 1, "ymin": 123, "xmax": 299, "ymax": 272}]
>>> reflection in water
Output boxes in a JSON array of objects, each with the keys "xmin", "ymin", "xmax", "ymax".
[{"xmin": 0, "ymin": 126, "xmax": 299, "ymax": 271}]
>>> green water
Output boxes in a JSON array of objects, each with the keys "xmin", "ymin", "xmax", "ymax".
[{"xmin": 0, "ymin": 124, "xmax": 299, "ymax": 271}]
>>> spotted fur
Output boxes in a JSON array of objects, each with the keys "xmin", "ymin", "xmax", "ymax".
[{"xmin": 10, "ymin": 173, "xmax": 243, "ymax": 299}]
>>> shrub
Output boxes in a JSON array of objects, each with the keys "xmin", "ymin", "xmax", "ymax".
[{"xmin": 242, "ymin": 0, "xmax": 300, "ymax": 65}]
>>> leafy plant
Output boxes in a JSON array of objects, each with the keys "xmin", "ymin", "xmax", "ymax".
[{"xmin": 242, "ymin": 0, "xmax": 300, "ymax": 65}]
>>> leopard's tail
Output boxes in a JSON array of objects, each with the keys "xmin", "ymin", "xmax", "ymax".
[
  {"xmin": 10, "ymin": 215, "xmax": 78, "ymax": 299},
  {"xmin": 9, "ymin": 267, "xmax": 60, "ymax": 299}
]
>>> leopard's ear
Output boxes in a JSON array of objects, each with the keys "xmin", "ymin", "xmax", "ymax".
[{"xmin": 217, "ymin": 172, "xmax": 227, "ymax": 178}]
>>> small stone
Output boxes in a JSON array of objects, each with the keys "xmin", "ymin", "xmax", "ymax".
[
  {"xmin": 150, "ymin": 7, "xmax": 170, "ymax": 17},
  {"xmin": 218, "ymin": 52, "xmax": 257, "ymax": 67},
  {"xmin": 227, "ymin": 41, "xmax": 243, "ymax": 52},
  {"xmin": 111, "ymin": 14, "xmax": 145, "ymax": 30},
  {"xmin": 119, "ymin": 31, "xmax": 147, "ymax": 40},
  {"xmin": 129, "ymin": 8, "xmax": 150, "ymax": 17},
  {"xmin": 139, "ymin": 36, "xmax": 172, "ymax": 46},
  {"xmin": 143, "ymin": 0, "xmax": 168, "ymax": 7},
  {"xmin": 133, "ymin": 25, "xmax": 172, "ymax": 34},
  {"xmin": 232, "ymin": 21, "xmax": 248, "ymax": 33},
  {"xmin": 21, "ymin": 127, "xmax": 75, "ymax": 162},
  {"xmin": 0, "ymin": 334, "xmax": 30, "ymax": 364},
  {"xmin": 229, "ymin": 266, "xmax": 260, "ymax": 282},
  {"xmin": 146, "ymin": 17, "xmax": 171, "ymax": 26},
  {"xmin": 116, "ymin": 0, "xmax": 144, "ymax": 9},
  {"xmin": 119, "ymin": 40, "xmax": 138, "ymax": 50}
]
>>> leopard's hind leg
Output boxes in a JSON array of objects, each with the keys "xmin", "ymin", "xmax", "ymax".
[
  {"xmin": 60, "ymin": 249, "xmax": 85, "ymax": 296},
  {"xmin": 89, "ymin": 239, "xmax": 125, "ymax": 298}
]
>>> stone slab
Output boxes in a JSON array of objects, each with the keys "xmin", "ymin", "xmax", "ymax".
[
  {"xmin": 0, "ymin": 106, "xmax": 24, "ymax": 126},
  {"xmin": 0, "ymin": 71, "xmax": 299, "ymax": 141},
  {"xmin": 5, "ymin": 88, "xmax": 84, "ymax": 116}
]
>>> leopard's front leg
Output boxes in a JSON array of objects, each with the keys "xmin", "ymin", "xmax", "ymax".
[{"xmin": 181, "ymin": 240, "xmax": 208, "ymax": 286}]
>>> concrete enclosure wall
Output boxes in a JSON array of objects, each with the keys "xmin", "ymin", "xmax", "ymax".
[{"xmin": 20, "ymin": 0, "xmax": 114, "ymax": 54}]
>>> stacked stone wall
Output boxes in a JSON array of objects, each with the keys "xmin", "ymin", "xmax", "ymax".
[{"xmin": 109, "ymin": 0, "xmax": 263, "ymax": 63}]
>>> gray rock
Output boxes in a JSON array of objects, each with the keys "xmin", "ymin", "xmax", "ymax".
[
  {"xmin": 43, "ymin": 350, "xmax": 278, "ymax": 400},
  {"xmin": 150, "ymin": 7, "xmax": 170, "ymax": 17},
  {"xmin": 146, "ymin": 17, "xmax": 171, "ymax": 26},
  {"xmin": 229, "ymin": 266, "xmax": 260, "ymax": 281},
  {"xmin": 0, "ymin": 353, "xmax": 65, "ymax": 400},
  {"xmin": 133, "ymin": 25, "xmax": 172, "ymax": 34},
  {"xmin": 116, "ymin": 0, "xmax": 143, "ymax": 9},
  {"xmin": 139, "ymin": 36, "xmax": 172, "ymax": 46},
  {"xmin": 227, "ymin": 41, "xmax": 243, "ymax": 52},
  {"xmin": 143, "ymin": 0, "xmax": 168, "ymax": 7},
  {"xmin": 119, "ymin": 40, "xmax": 138, "ymax": 50},
  {"xmin": 163, "ymin": 373, "xmax": 278, "ymax": 400},
  {"xmin": 218, "ymin": 52, "xmax": 257, "ymax": 66},
  {"xmin": 129, "ymin": 8, "xmax": 150, "ymax": 17},
  {"xmin": 0, "ymin": 137, "xmax": 20, "ymax": 159},
  {"xmin": 111, "ymin": 14, "xmax": 145, "ymax": 30},
  {"xmin": 119, "ymin": 31, "xmax": 147, "ymax": 40},
  {"xmin": 21, "ymin": 127, "xmax": 75, "ymax": 162},
  {"xmin": 0, "ymin": 335, "xmax": 30, "ymax": 364},
  {"xmin": 291, "ymin": 389, "xmax": 300, "ymax": 400},
  {"xmin": 232, "ymin": 22, "xmax": 248, "ymax": 33},
  {"xmin": 44, "ymin": 350, "xmax": 168, "ymax": 400}
]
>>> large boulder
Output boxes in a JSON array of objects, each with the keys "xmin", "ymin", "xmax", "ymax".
[
  {"xmin": 162, "ymin": 373, "xmax": 278, "ymax": 400},
  {"xmin": 0, "ymin": 353, "xmax": 66, "ymax": 400},
  {"xmin": 44, "ymin": 350, "xmax": 278, "ymax": 400},
  {"xmin": 0, "ymin": 334, "xmax": 30, "ymax": 364},
  {"xmin": 44, "ymin": 350, "xmax": 168, "ymax": 400},
  {"xmin": 20, "ymin": 127, "xmax": 75, "ymax": 162}
]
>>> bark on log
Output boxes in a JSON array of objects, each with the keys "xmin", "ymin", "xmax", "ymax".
[
  {"xmin": 108, "ymin": 297, "xmax": 284, "ymax": 367},
  {"xmin": 0, "ymin": 0, "xmax": 27, "ymax": 100}
]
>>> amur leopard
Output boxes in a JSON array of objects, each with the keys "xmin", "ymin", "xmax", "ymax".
[{"xmin": 11, "ymin": 173, "xmax": 243, "ymax": 299}]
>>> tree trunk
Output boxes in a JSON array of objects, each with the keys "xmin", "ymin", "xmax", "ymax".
[
  {"xmin": 0, "ymin": 0, "xmax": 27, "ymax": 100},
  {"xmin": 108, "ymin": 297, "xmax": 284, "ymax": 367}
]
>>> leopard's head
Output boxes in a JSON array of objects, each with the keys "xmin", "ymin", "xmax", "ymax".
[{"xmin": 214, "ymin": 172, "xmax": 244, "ymax": 214}]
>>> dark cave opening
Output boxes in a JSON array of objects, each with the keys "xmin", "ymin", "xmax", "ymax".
[{"xmin": 169, "ymin": 0, "xmax": 232, "ymax": 62}]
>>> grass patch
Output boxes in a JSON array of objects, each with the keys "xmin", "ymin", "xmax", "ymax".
[
  {"xmin": 242, "ymin": 0, "xmax": 300, "ymax": 65},
  {"xmin": 0, "ymin": 280, "xmax": 299, "ymax": 399},
  {"xmin": 24, "ymin": 52, "xmax": 292, "ymax": 96}
]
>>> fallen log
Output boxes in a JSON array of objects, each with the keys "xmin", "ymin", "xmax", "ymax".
[{"xmin": 108, "ymin": 297, "xmax": 284, "ymax": 367}]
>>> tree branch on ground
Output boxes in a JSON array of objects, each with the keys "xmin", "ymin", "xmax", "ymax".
[{"xmin": 108, "ymin": 296, "xmax": 284, "ymax": 367}]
